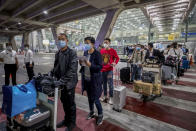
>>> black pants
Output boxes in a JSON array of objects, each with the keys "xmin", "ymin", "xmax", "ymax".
[
  {"xmin": 85, "ymin": 80, "xmax": 103, "ymax": 115},
  {"xmin": 60, "ymin": 88, "xmax": 76, "ymax": 126},
  {"xmin": 25, "ymin": 62, "xmax": 34, "ymax": 81},
  {"xmin": 4, "ymin": 64, "xmax": 17, "ymax": 86}
]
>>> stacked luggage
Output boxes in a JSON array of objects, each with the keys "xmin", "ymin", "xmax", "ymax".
[
  {"xmin": 133, "ymin": 57, "xmax": 162, "ymax": 101},
  {"xmin": 2, "ymin": 74, "xmax": 59, "ymax": 131}
]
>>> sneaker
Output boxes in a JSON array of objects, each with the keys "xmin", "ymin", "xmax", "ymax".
[
  {"xmin": 100, "ymin": 96, "xmax": 107, "ymax": 102},
  {"xmin": 96, "ymin": 114, "xmax": 103, "ymax": 125},
  {"xmin": 108, "ymin": 97, "xmax": 113, "ymax": 105},
  {"xmin": 86, "ymin": 111, "xmax": 95, "ymax": 120}
]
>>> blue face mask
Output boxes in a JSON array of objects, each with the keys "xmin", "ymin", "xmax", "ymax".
[
  {"xmin": 136, "ymin": 47, "xmax": 141, "ymax": 51},
  {"xmin": 58, "ymin": 40, "xmax": 66, "ymax": 49},
  {"xmin": 84, "ymin": 44, "xmax": 91, "ymax": 51}
]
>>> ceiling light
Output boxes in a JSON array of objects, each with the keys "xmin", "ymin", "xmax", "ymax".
[
  {"xmin": 18, "ymin": 22, "xmax": 21, "ymax": 25},
  {"xmin": 43, "ymin": 10, "xmax": 48, "ymax": 14},
  {"xmin": 5, "ymin": 27, "xmax": 9, "ymax": 30}
]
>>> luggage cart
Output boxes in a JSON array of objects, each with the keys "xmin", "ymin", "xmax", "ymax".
[
  {"xmin": 9, "ymin": 87, "xmax": 60, "ymax": 131},
  {"xmin": 141, "ymin": 66, "xmax": 162, "ymax": 102},
  {"xmin": 37, "ymin": 87, "xmax": 60, "ymax": 131}
]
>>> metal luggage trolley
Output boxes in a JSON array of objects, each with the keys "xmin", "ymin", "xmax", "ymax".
[
  {"xmin": 142, "ymin": 66, "xmax": 162, "ymax": 101},
  {"xmin": 37, "ymin": 87, "xmax": 61, "ymax": 131}
]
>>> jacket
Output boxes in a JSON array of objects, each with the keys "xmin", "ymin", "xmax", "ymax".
[
  {"xmin": 52, "ymin": 47, "xmax": 78, "ymax": 89},
  {"xmin": 130, "ymin": 50, "xmax": 145, "ymax": 64},
  {"xmin": 168, "ymin": 48, "xmax": 183, "ymax": 59},
  {"xmin": 145, "ymin": 49, "xmax": 165, "ymax": 63},
  {"xmin": 80, "ymin": 49, "xmax": 103, "ymax": 96}
]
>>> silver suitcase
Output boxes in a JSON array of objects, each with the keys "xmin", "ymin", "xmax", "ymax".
[{"xmin": 113, "ymin": 68, "xmax": 126, "ymax": 112}]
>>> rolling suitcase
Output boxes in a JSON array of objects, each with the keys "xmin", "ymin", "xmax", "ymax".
[
  {"xmin": 120, "ymin": 66, "xmax": 130, "ymax": 83},
  {"xmin": 113, "ymin": 68, "xmax": 126, "ymax": 112},
  {"xmin": 133, "ymin": 81, "xmax": 153, "ymax": 96},
  {"xmin": 13, "ymin": 105, "xmax": 51, "ymax": 131}
]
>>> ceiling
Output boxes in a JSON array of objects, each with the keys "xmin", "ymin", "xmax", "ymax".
[
  {"xmin": 0, "ymin": 0, "xmax": 195, "ymax": 36},
  {"xmin": 145, "ymin": 0, "xmax": 196, "ymax": 32}
]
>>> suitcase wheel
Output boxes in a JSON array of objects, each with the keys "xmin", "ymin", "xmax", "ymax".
[{"xmin": 113, "ymin": 107, "xmax": 121, "ymax": 112}]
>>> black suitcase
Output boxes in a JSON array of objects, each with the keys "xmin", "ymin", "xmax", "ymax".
[
  {"xmin": 13, "ymin": 105, "xmax": 51, "ymax": 131},
  {"xmin": 120, "ymin": 67, "xmax": 130, "ymax": 83}
]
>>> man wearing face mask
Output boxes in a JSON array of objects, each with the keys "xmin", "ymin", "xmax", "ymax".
[
  {"xmin": 23, "ymin": 44, "xmax": 34, "ymax": 81},
  {"xmin": 100, "ymin": 38, "xmax": 119, "ymax": 104},
  {"xmin": 128, "ymin": 44, "xmax": 144, "ymax": 82},
  {"xmin": 50, "ymin": 33, "xmax": 78, "ymax": 131},
  {"xmin": 0, "ymin": 43, "xmax": 18, "ymax": 86},
  {"xmin": 80, "ymin": 37, "xmax": 103, "ymax": 125},
  {"xmin": 145, "ymin": 43, "xmax": 165, "ymax": 64}
]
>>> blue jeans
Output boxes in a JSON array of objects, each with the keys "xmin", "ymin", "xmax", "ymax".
[
  {"xmin": 85, "ymin": 80, "xmax": 103, "ymax": 115},
  {"xmin": 102, "ymin": 71, "xmax": 113, "ymax": 97},
  {"xmin": 131, "ymin": 64, "xmax": 142, "ymax": 81}
]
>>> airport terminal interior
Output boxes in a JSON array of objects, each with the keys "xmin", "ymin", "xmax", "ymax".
[{"xmin": 0, "ymin": 0, "xmax": 196, "ymax": 131}]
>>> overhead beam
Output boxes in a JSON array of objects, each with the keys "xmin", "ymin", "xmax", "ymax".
[
  {"xmin": 50, "ymin": 7, "xmax": 100, "ymax": 24},
  {"xmin": 0, "ymin": 0, "xmax": 14, "ymax": 11},
  {"xmin": 0, "ymin": 14, "xmax": 54, "ymax": 27},
  {"xmin": 26, "ymin": 0, "xmax": 74, "ymax": 20},
  {"xmin": 0, "ymin": 29, "xmax": 25, "ymax": 34},
  {"xmin": 125, "ymin": 0, "xmax": 172, "ymax": 9},
  {"xmin": 12, "ymin": 0, "xmax": 43, "ymax": 17},
  {"xmin": 134, "ymin": 0, "xmax": 140, "ymax": 4},
  {"xmin": 183, "ymin": 0, "xmax": 196, "ymax": 22},
  {"xmin": 40, "ymin": 2, "xmax": 88, "ymax": 21}
]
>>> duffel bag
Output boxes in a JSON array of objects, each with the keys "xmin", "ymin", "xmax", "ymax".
[
  {"xmin": 2, "ymin": 80, "xmax": 37, "ymax": 117},
  {"xmin": 164, "ymin": 55, "xmax": 177, "ymax": 67}
]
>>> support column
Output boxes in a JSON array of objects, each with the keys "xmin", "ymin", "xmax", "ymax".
[
  {"xmin": 51, "ymin": 26, "xmax": 58, "ymax": 45},
  {"xmin": 21, "ymin": 32, "xmax": 30, "ymax": 50},
  {"xmin": 148, "ymin": 24, "xmax": 152, "ymax": 43},
  {"xmin": 8, "ymin": 35, "xmax": 17, "ymax": 51},
  {"xmin": 185, "ymin": 20, "xmax": 188, "ymax": 42},
  {"xmin": 95, "ymin": 9, "xmax": 122, "ymax": 48},
  {"xmin": 37, "ymin": 29, "xmax": 44, "ymax": 51}
]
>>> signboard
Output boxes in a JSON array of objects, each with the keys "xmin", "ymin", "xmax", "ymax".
[
  {"xmin": 43, "ymin": 40, "xmax": 50, "ymax": 46},
  {"xmin": 168, "ymin": 34, "xmax": 175, "ymax": 41}
]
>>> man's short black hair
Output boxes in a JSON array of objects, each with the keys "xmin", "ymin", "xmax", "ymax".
[
  {"xmin": 5, "ymin": 43, "xmax": 12, "ymax": 47},
  {"xmin": 104, "ymin": 38, "xmax": 111, "ymax": 42},
  {"xmin": 84, "ymin": 37, "xmax": 95, "ymax": 44},
  {"xmin": 84, "ymin": 37, "xmax": 91, "ymax": 41},
  {"xmin": 148, "ymin": 42, "xmax": 153, "ymax": 48},
  {"xmin": 24, "ymin": 44, "xmax": 29, "ymax": 47},
  {"xmin": 167, "ymin": 45, "xmax": 171, "ymax": 48},
  {"xmin": 60, "ymin": 33, "xmax": 68, "ymax": 38}
]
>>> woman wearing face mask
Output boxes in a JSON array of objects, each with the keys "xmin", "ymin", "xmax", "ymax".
[
  {"xmin": 80, "ymin": 37, "xmax": 103, "ymax": 125},
  {"xmin": 0, "ymin": 43, "xmax": 18, "ymax": 86},
  {"xmin": 128, "ymin": 44, "xmax": 144, "ymax": 83}
]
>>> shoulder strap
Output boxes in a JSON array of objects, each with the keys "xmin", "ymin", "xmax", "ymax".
[{"xmin": 141, "ymin": 51, "xmax": 143, "ymax": 60}]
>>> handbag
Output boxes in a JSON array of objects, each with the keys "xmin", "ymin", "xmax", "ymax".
[{"xmin": 2, "ymin": 80, "xmax": 37, "ymax": 117}]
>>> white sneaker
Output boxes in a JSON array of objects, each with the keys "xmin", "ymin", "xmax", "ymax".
[
  {"xmin": 108, "ymin": 97, "xmax": 113, "ymax": 105},
  {"xmin": 100, "ymin": 96, "xmax": 107, "ymax": 102}
]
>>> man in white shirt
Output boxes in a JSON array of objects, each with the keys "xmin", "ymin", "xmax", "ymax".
[
  {"xmin": 0, "ymin": 43, "xmax": 18, "ymax": 86},
  {"xmin": 23, "ymin": 44, "xmax": 34, "ymax": 81}
]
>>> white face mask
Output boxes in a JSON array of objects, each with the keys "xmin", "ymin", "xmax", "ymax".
[
  {"xmin": 103, "ymin": 43, "xmax": 109, "ymax": 48},
  {"xmin": 6, "ymin": 46, "xmax": 12, "ymax": 51},
  {"xmin": 24, "ymin": 47, "xmax": 28, "ymax": 51}
]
